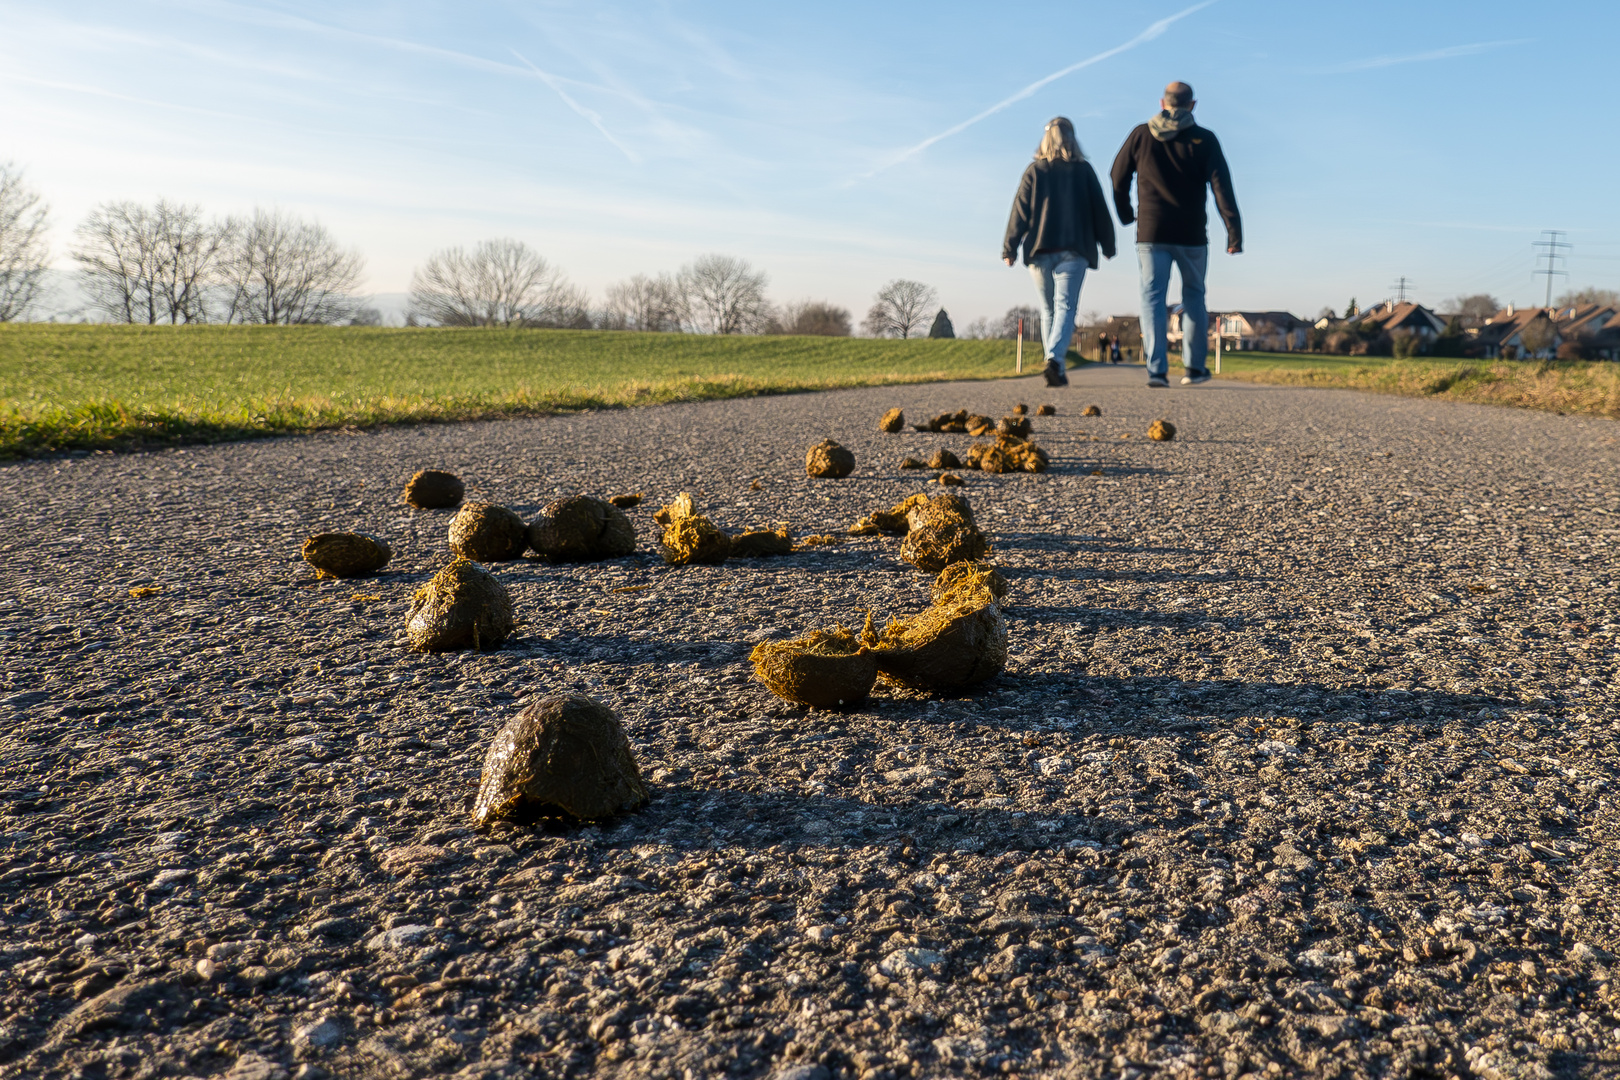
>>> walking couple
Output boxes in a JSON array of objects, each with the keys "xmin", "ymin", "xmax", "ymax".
[{"xmin": 1002, "ymin": 81, "xmax": 1242, "ymax": 389}]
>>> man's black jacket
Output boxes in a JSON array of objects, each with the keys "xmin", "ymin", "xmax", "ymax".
[
  {"xmin": 1002, "ymin": 158, "xmax": 1117, "ymax": 267},
  {"xmin": 1110, "ymin": 122, "xmax": 1241, "ymax": 250}
]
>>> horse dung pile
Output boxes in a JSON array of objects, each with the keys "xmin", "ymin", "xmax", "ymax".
[
  {"xmin": 1149, "ymin": 419, "xmax": 1178, "ymax": 441},
  {"xmin": 402, "ymin": 469, "xmax": 464, "ymax": 509},
  {"xmin": 300, "ymin": 532, "xmax": 391, "ymax": 578},
  {"xmin": 656, "ymin": 493, "xmax": 732, "ymax": 566},
  {"xmin": 528, "ymin": 495, "xmax": 637, "ymax": 563},
  {"xmin": 805, "ymin": 439, "xmax": 856, "ymax": 478},
  {"xmin": 877, "ymin": 408, "xmax": 904, "ymax": 433},
  {"xmin": 448, "ymin": 503, "xmax": 529, "ymax": 562},
  {"xmin": 406, "ymin": 558, "xmax": 514, "ymax": 652},
  {"xmin": 471, "ymin": 694, "xmax": 649, "ymax": 824},
  {"xmin": 750, "ymin": 626, "xmax": 877, "ymax": 710}
]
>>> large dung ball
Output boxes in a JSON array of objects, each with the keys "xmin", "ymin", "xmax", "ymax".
[
  {"xmin": 900, "ymin": 493, "xmax": 987, "ymax": 572},
  {"xmin": 805, "ymin": 439, "xmax": 856, "ymax": 479},
  {"xmin": 448, "ymin": 503, "xmax": 529, "ymax": 562},
  {"xmin": 301, "ymin": 532, "xmax": 391, "ymax": 578},
  {"xmin": 730, "ymin": 528, "xmax": 794, "ymax": 558},
  {"xmin": 751, "ymin": 627, "xmax": 877, "ymax": 710},
  {"xmin": 1149, "ymin": 419, "xmax": 1177, "ymax": 441},
  {"xmin": 528, "ymin": 496, "xmax": 637, "ymax": 563},
  {"xmin": 406, "ymin": 558, "xmax": 514, "ymax": 652},
  {"xmin": 1036, "ymin": 404, "xmax": 1056, "ymax": 416},
  {"xmin": 661, "ymin": 515, "xmax": 730, "ymax": 565},
  {"xmin": 403, "ymin": 470, "xmax": 464, "ymax": 509},
  {"xmin": 878, "ymin": 408, "xmax": 905, "ymax": 434},
  {"xmin": 928, "ymin": 448, "xmax": 962, "ymax": 470},
  {"xmin": 471, "ymin": 694, "xmax": 649, "ymax": 825},
  {"xmin": 998, "ymin": 415, "xmax": 1031, "ymax": 438},
  {"xmin": 1081, "ymin": 404, "xmax": 1102, "ymax": 417},
  {"xmin": 866, "ymin": 599, "xmax": 1008, "ymax": 693}
]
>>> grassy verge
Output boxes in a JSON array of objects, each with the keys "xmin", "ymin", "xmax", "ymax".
[
  {"xmin": 0, "ymin": 325, "xmax": 1026, "ymax": 457},
  {"xmin": 1207, "ymin": 351, "xmax": 1620, "ymax": 419}
]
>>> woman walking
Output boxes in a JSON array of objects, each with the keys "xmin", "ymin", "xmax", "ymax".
[{"xmin": 1002, "ymin": 117, "xmax": 1116, "ymax": 387}]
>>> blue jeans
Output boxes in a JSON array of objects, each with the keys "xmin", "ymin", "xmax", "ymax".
[
  {"xmin": 1028, "ymin": 250, "xmax": 1087, "ymax": 371},
  {"xmin": 1137, "ymin": 243, "xmax": 1208, "ymax": 378}
]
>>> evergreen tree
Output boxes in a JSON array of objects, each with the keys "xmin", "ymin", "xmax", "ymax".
[{"xmin": 927, "ymin": 308, "xmax": 955, "ymax": 339}]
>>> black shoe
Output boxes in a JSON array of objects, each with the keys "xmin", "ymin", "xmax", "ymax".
[
  {"xmin": 1147, "ymin": 376, "xmax": 1169, "ymax": 388},
  {"xmin": 1042, "ymin": 362, "xmax": 1063, "ymax": 387},
  {"xmin": 1180, "ymin": 370, "xmax": 1212, "ymax": 385}
]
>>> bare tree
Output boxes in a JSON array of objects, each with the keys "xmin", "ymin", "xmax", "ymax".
[
  {"xmin": 862, "ymin": 279, "xmax": 938, "ymax": 338},
  {"xmin": 408, "ymin": 239, "xmax": 588, "ymax": 328},
  {"xmin": 1442, "ymin": 293, "xmax": 1500, "ymax": 326},
  {"xmin": 602, "ymin": 273, "xmax": 682, "ymax": 331},
  {"xmin": 778, "ymin": 300, "xmax": 852, "ymax": 336},
  {"xmin": 73, "ymin": 200, "xmax": 230, "ymax": 324},
  {"xmin": 1555, "ymin": 287, "xmax": 1620, "ymax": 309},
  {"xmin": 0, "ymin": 163, "xmax": 50, "ymax": 322},
  {"xmin": 676, "ymin": 254, "xmax": 770, "ymax": 334},
  {"xmin": 958, "ymin": 316, "xmax": 992, "ymax": 339},
  {"xmin": 998, "ymin": 305, "xmax": 1041, "ymax": 341},
  {"xmin": 220, "ymin": 210, "xmax": 363, "ymax": 325}
]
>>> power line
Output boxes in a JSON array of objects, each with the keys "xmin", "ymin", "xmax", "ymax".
[
  {"xmin": 1388, "ymin": 276, "xmax": 1414, "ymax": 302},
  {"xmin": 1533, "ymin": 230, "xmax": 1571, "ymax": 307}
]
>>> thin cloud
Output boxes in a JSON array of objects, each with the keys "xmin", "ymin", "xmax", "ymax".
[
  {"xmin": 858, "ymin": 0, "xmax": 1218, "ymax": 180},
  {"xmin": 510, "ymin": 50, "xmax": 641, "ymax": 164},
  {"xmin": 1323, "ymin": 39, "xmax": 1530, "ymax": 73}
]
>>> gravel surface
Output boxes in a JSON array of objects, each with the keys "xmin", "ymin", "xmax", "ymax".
[{"xmin": 2, "ymin": 363, "xmax": 1618, "ymax": 1080}]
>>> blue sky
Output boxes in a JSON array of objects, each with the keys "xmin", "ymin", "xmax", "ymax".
[{"xmin": 4, "ymin": 0, "xmax": 1618, "ymax": 325}]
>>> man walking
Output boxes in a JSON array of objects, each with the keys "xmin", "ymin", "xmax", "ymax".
[{"xmin": 1111, "ymin": 81, "xmax": 1241, "ymax": 387}]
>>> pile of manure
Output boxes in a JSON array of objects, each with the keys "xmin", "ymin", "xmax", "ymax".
[
  {"xmin": 609, "ymin": 493, "xmax": 643, "ymax": 509},
  {"xmin": 750, "ymin": 626, "xmax": 877, "ymax": 709},
  {"xmin": 654, "ymin": 492, "xmax": 696, "ymax": 527},
  {"xmin": 730, "ymin": 527, "xmax": 794, "ymax": 558},
  {"xmin": 998, "ymin": 415, "xmax": 1032, "ymax": 438},
  {"xmin": 471, "ymin": 694, "xmax": 648, "ymax": 825},
  {"xmin": 863, "ymin": 597, "xmax": 1007, "ymax": 693},
  {"xmin": 448, "ymin": 503, "xmax": 529, "ymax": 562},
  {"xmin": 932, "ymin": 560, "xmax": 1009, "ymax": 608},
  {"xmin": 794, "ymin": 534, "xmax": 842, "ymax": 551},
  {"xmin": 528, "ymin": 496, "xmax": 636, "ymax": 563},
  {"xmin": 1149, "ymin": 419, "xmax": 1177, "ymax": 441},
  {"xmin": 1012, "ymin": 403, "xmax": 1029, "ymax": 415},
  {"xmin": 936, "ymin": 472, "xmax": 966, "ymax": 486},
  {"xmin": 806, "ymin": 439, "xmax": 856, "ymax": 478},
  {"xmin": 900, "ymin": 491, "xmax": 988, "ymax": 572},
  {"xmin": 662, "ymin": 518, "xmax": 730, "ymax": 566},
  {"xmin": 965, "ymin": 435, "xmax": 1049, "ymax": 474},
  {"xmin": 966, "ymin": 414, "xmax": 995, "ymax": 436},
  {"xmin": 899, "ymin": 456, "xmax": 928, "ymax": 470},
  {"xmin": 402, "ymin": 470, "xmax": 464, "ymax": 509},
  {"xmin": 1036, "ymin": 404, "xmax": 1056, "ymax": 416},
  {"xmin": 848, "ymin": 492, "xmax": 930, "ymax": 536},
  {"xmin": 406, "ymin": 558, "xmax": 514, "ymax": 652},
  {"xmin": 878, "ymin": 408, "xmax": 905, "ymax": 433},
  {"xmin": 301, "ymin": 532, "xmax": 391, "ymax": 578},
  {"xmin": 1082, "ymin": 404, "xmax": 1102, "ymax": 417},
  {"xmin": 928, "ymin": 448, "xmax": 962, "ymax": 470},
  {"xmin": 913, "ymin": 409, "xmax": 968, "ymax": 434}
]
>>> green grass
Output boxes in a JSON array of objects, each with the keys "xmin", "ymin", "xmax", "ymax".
[
  {"xmin": 1206, "ymin": 350, "xmax": 1620, "ymax": 419},
  {"xmin": 0, "ymin": 324, "xmax": 1026, "ymax": 457}
]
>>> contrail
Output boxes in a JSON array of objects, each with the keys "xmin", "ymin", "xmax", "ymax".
[
  {"xmin": 1323, "ymin": 39, "xmax": 1530, "ymax": 73},
  {"xmin": 859, "ymin": 0, "xmax": 1218, "ymax": 179},
  {"xmin": 511, "ymin": 49, "xmax": 641, "ymax": 164}
]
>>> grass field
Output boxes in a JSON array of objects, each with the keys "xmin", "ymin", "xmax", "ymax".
[
  {"xmin": 1207, "ymin": 350, "xmax": 1620, "ymax": 420},
  {"xmin": 0, "ymin": 325, "xmax": 1024, "ymax": 457}
]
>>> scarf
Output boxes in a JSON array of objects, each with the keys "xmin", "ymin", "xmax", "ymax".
[{"xmin": 1147, "ymin": 108, "xmax": 1195, "ymax": 142}]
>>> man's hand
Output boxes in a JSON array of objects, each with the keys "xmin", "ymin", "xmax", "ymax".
[
  {"xmin": 1004, "ymin": 258, "xmax": 1014, "ymax": 267},
  {"xmin": 1227, "ymin": 244, "xmax": 1242, "ymax": 255}
]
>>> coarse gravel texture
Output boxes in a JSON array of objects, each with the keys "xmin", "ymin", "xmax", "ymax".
[{"xmin": 2, "ymin": 364, "xmax": 1618, "ymax": 1080}]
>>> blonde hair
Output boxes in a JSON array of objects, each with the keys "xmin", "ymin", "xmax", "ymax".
[{"xmin": 1035, "ymin": 117, "xmax": 1084, "ymax": 162}]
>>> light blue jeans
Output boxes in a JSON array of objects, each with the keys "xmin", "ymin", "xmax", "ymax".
[
  {"xmin": 1137, "ymin": 243, "xmax": 1209, "ymax": 378},
  {"xmin": 1028, "ymin": 250, "xmax": 1088, "ymax": 371}
]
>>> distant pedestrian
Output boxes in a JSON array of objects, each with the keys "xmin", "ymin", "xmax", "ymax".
[
  {"xmin": 1003, "ymin": 117, "xmax": 1117, "ymax": 388},
  {"xmin": 1110, "ymin": 81, "xmax": 1241, "ymax": 387},
  {"xmin": 1096, "ymin": 331, "xmax": 1111, "ymax": 363},
  {"xmin": 1109, "ymin": 336, "xmax": 1122, "ymax": 364}
]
